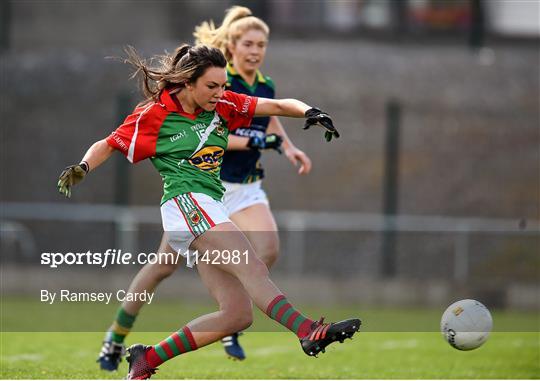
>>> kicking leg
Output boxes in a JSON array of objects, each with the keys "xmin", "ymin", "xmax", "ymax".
[
  {"xmin": 99, "ymin": 234, "xmax": 180, "ymax": 371},
  {"xmin": 127, "ymin": 260, "xmax": 253, "ymax": 378},
  {"xmin": 229, "ymin": 203, "xmax": 280, "ymax": 268},
  {"xmin": 193, "ymin": 223, "xmax": 361, "ymax": 357},
  {"xmin": 221, "ymin": 203, "xmax": 279, "ymax": 359}
]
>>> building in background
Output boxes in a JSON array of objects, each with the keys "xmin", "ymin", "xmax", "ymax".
[
  {"xmin": 1, "ymin": 0, "xmax": 539, "ymax": 52},
  {"xmin": 269, "ymin": 0, "xmax": 540, "ymax": 41}
]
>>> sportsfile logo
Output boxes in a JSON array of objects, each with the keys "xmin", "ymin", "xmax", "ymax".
[
  {"xmin": 40, "ymin": 249, "xmax": 250, "ymax": 269},
  {"xmin": 40, "ymin": 249, "xmax": 184, "ymax": 268}
]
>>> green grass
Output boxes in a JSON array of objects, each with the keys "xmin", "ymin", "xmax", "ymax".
[
  {"xmin": 1, "ymin": 300, "xmax": 538, "ymax": 379},
  {"xmin": 1, "ymin": 332, "xmax": 538, "ymax": 379},
  {"xmin": 2, "ymin": 298, "xmax": 538, "ymax": 332}
]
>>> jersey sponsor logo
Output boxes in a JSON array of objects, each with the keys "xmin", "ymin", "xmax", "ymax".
[
  {"xmin": 170, "ymin": 130, "xmax": 187, "ymax": 142},
  {"xmin": 111, "ymin": 131, "xmax": 129, "ymax": 152},
  {"xmin": 191, "ymin": 123, "xmax": 209, "ymax": 141},
  {"xmin": 234, "ymin": 127, "xmax": 265, "ymax": 139},
  {"xmin": 190, "ymin": 122, "xmax": 207, "ymax": 132},
  {"xmin": 188, "ymin": 146, "xmax": 224, "ymax": 172},
  {"xmin": 241, "ymin": 97, "xmax": 252, "ymax": 114}
]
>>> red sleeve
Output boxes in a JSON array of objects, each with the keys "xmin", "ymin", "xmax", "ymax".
[
  {"xmin": 216, "ymin": 90, "xmax": 258, "ymax": 131},
  {"xmin": 106, "ymin": 102, "xmax": 167, "ymax": 163}
]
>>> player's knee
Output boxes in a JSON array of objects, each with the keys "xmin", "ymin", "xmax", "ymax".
[
  {"xmin": 254, "ymin": 235, "xmax": 280, "ymax": 268},
  {"xmin": 229, "ymin": 253, "xmax": 269, "ymax": 280},
  {"xmin": 231, "ymin": 312, "xmax": 253, "ymax": 332},
  {"xmin": 222, "ymin": 306, "xmax": 253, "ymax": 332},
  {"xmin": 246, "ymin": 256, "xmax": 270, "ymax": 279},
  {"xmin": 257, "ymin": 244, "xmax": 279, "ymax": 268},
  {"xmin": 151, "ymin": 263, "xmax": 177, "ymax": 281}
]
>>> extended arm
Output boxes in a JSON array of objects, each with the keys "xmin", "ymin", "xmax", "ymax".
[
  {"xmin": 227, "ymin": 135, "xmax": 250, "ymax": 150},
  {"xmin": 254, "ymin": 98, "xmax": 339, "ymax": 142},
  {"xmin": 81, "ymin": 139, "xmax": 115, "ymax": 172},
  {"xmin": 267, "ymin": 116, "xmax": 312, "ymax": 175},
  {"xmin": 227, "ymin": 131, "xmax": 283, "ymax": 153},
  {"xmin": 57, "ymin": 139, "xmax": 115, "ymax": 198},
  {"xmin": 254, "ymin": 98, "xmax": 309, "ymax": 118}
]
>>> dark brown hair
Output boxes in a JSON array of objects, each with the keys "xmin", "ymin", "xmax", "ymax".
[{"xmin": 124, "ymin": 44, "xmax": 227, "ymax": 102}]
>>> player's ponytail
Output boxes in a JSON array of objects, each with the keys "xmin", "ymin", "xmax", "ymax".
[
  {"xmin": 194, "ymin": 6, "xmax": 269, "ymax": 61},
  {"xmin": 123, "ymin": 45, "xmax": 162, "ymax": 102},
  {"xmin": 170, "ymin": 44, "xmax": 191, "ymax": 68}
]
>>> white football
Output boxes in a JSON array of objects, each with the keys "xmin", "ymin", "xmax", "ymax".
[{"xmin": 440, "ymin": 299, "xmax": 493, "ymax": 350}]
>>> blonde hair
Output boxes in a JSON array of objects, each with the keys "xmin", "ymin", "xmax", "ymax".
[
  {"xmin": 194, "ymin": 6, "xmax": 270, "ymax": 61},
  {"xmin": 123, "ymin": 44, "xmax": 227, "ymax": 103}
]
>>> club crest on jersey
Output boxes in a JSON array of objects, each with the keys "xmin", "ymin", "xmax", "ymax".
[
  {"xmin": 189, "ymin": 210, "xmax": 201, "ymax": 225},
  {"xmin": 216, "ymin": 123, "xmax": 225, "ymax": 136},
  {"xmin": 188, "ymin": 146, "xmax": 224, "ymax": 172}
]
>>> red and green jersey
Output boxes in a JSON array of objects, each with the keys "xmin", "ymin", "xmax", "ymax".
[{"xmin": 106, "ymin": 89, "xmax": 258, "ymax": 204}]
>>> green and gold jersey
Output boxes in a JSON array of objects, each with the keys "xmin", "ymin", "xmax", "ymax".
[
  {"xmin": 106, "ymin": 89, "xmax": 258, "ymax": 204},
  {"xmin": 221, "ymin": 63, "xmax": 276, "ymax": 184}
]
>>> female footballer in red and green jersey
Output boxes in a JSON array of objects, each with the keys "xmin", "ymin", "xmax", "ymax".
[
  {"xmin": 97, "ymin": 6, "xmax": 313, "ymax": 368},
  {"xmin": 197, "ymin": 7, "xmax": 311, "ymax": 360},
  {"xmin": 57, "ymin": 44, "xmax": 359, "ymax": 380}
]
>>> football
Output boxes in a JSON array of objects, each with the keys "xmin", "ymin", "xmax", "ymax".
[{"xmin": 440, "ymin": 299, "xmax": 493, "ymax": 351}]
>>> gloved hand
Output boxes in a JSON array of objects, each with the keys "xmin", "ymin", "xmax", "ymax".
[
  {"xmin": 57, "ymin": 161, "xmax": 89, "ymax": 198},
  {"xmin": 304, "ymin": 108, "xmax": 340, "ymax": 142},
  {"xmin": 248, "ymin": 133, "xmax": 283, "ymax": 154}
]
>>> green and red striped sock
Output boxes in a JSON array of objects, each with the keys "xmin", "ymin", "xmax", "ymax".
[
  {"xmin": 266, "ymin": 295, "xmax": 315, "ymax": 338},
  {"xmin": 145, "ymin": 326, "xmax": 197, "ymax": 367}
]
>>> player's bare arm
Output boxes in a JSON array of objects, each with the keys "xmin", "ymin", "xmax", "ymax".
[
  {"xmin": 254, "ymin": 97, "xmax": 309, "ymax": 117},
  {"xmin": 267, "ymin": 115, "xmax": 312, "ymax": 174},
  {"xmin": 227, "ymin": 133, "xmax": 283, "ymax": 153},
  {"xmin": 255, "ymin": 98, "xmax": 340, "ymax": 142},
  {"xmin": 57, "ymin": 139, "xmax": 114, "ymax": 198},
  {"xmin": 81, "ymin": 139, "xmax": 115, "ymax": 172}
]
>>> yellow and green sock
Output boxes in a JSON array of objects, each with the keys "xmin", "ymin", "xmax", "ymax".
[{"xmin": 105, "ymin": 307, "xmax": 137, "ymax": 343}]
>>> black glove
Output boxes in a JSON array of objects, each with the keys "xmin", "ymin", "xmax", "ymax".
[
  {"xmin": 304, "ymin": 108, "xmax": 340, "ymax": 142},
  {"xmin": 57, "ymin": 161, "xmax": 89, "ymax": 198},
  {"xmin": 248, "ymin": 134, "xmax": 283, "ymax": 154}
]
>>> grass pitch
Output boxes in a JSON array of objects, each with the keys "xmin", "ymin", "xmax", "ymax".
[{"xmin": 1, "ymin": 300, "xmax": 538, "ymax": 379}]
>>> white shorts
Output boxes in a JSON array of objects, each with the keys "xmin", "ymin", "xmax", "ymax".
[
  {"xmin": 222, "ymin": 180, "xmax": 269, "ymax": 216},
  {"xmin": 161, "ymin": 192, "xmax": 230, "ymax": 258}
]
